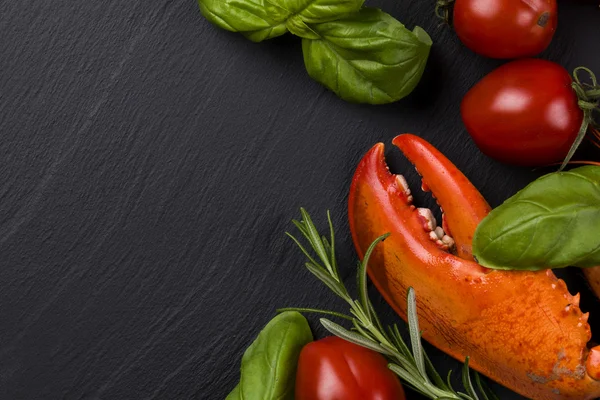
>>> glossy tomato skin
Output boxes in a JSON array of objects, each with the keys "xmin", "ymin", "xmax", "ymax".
[
  {"xmin": 295, "ymin": 336, "xmax": 405, "ymax": 400},
  {"xmin": 461, "ymin": 59, "xmax": 583, "ymax": 167},
  {"xmin": 453, "ymin": 0, "xmax": 557, "ymax": 59}
]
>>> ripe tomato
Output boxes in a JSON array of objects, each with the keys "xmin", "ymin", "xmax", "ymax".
[
  {"xmin": 295, "ymin": 336, "xmax": 405, "ymax": 400},
  {"xmin": 453, "ymin": 0, "xmax": 557, "ymax": 59},
  {"xmin": 461, "ymin": 59, "xmax": 583, "ymax": 167}
]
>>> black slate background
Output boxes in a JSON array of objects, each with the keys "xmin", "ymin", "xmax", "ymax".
[{"xmin": 1, "ymin": 1, "xmax": 599, "ymax": 399}]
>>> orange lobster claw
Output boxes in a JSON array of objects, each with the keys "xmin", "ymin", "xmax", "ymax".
[
  {"xmin": 585, "ymin": 267, "xmax": 600, "ymax": 300},
  {"xmin": 348, "ymin": 134, "xmax": 600, "ymax": 399}
]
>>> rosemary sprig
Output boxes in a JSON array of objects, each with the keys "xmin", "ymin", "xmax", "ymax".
[{"xmin": 279, "ymin": 208, "xmax": 499, "ymax": 400}]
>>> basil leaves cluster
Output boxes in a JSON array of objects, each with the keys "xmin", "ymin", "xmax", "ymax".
[
  {"xmin": 473, "ymin": 166, "xmax": 600, "ymax": 271},
  {"xmin": 198, "ymin": 0, "xmax": 432, "ymax": 104},
  {"xmin": 226, "ymin": 311, "xmax": 313, "ymax": 400}
]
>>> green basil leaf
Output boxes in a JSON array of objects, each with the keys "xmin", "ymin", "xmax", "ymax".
[
  {"xmin": 266, "ymin": 0, "xmax": 364, "ymax": 38},
  {"xmin": 277, "ymin": 0, "xmax": 363, "ymax": 23},
  {"xmin": 473, "ymin": 166, "xmax": 600, "ymax": 271},
  {"xmin": 198, "ymin": 0, "xmax": 288, "ymax": 42},
  {"xmin": 302, "ymin": 8, "xmax": 432, "ymax": 104},
  {"xmin": 198, "ymin": 0, "xmax": 363, "ymax": 41},
  {"xmin": 225, "ymin": 384, "xmax": 241, "ymax": 400},
  {"xmin": 226, "ymin": 311, "xmax": 313, "ymax": 400}
]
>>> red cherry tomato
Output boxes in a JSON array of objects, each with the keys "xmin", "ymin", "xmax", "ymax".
[
  {"xmin": 453, "ymin": 0, "xmax": 557, "ymax": 59},
  {"xmin": 461, "ymin": 59, "xmax": 583, "ymax": 167},
  {"xmin": 295, "ymin": 336, "xmax": 405, "ymax": 400}
]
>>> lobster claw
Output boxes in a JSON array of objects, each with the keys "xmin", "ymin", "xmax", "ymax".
[
  {"xmin": 585, "ymin": 267, "xmax": 600, "ymax": 300},
  {"xmin": 348, "ymin": 134, "xmax": 600, "ymax": 399}
]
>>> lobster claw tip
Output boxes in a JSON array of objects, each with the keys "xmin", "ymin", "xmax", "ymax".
[
  {"xmin": 350, "ymin": 137, "xmax": 483, "ymax": 267},
  {"xmin": 392, "ymin": 134, "xmax": 491, "ymax": 260}
]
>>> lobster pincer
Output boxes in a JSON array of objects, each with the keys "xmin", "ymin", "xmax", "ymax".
[
  {"xmin": 348, "ymin": 134, "xmax": 600, "ymax": 399},
  {"xmin": 585, "ymin": 267, "xmax": 600, "ymax": 300}
]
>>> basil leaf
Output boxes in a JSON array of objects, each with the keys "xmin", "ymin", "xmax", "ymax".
[
  {"xmin": 226, "ymin": 311, "xmax": 313, "ymax": 400},
  {"xmin": 198, "ymin": 0, "xmax": 288, "ymax": 42},
  {"xmin": 275, "ymin": 0, "xmax": 363, "ymax": 23},
  {"xmin": 302, "ymin": 8, "xmax": 432, "ymax": 104},
  {"xmin": 198, "ymin": 0, "xmax": 363, "ymax": 41},
  {"xmin": 473, "ymin": 166, "xmax": 600, "ymax": 271},
  {"xmin": 266, "ymin": 0, "xmax": 364, "ymax": 38},
  {"xmin": 225, "ymin": 385, "xmax": 241, "ymax": 400}
]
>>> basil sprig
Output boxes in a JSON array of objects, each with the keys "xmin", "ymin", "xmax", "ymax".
[
  {"xmin": 473, "ymin": 166, "xmax": 600, "ymax": 271},
  {"xmin": 226, "ymin": 311, "xmax": 313, "ymax": 400},
  {"xmin": 197, "ymin": 0, "xmax": 431, "ymax": 104}
]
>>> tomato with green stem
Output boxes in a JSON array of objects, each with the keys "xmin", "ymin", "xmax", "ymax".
[
  {"xmin": 461, "ymin": 59, "xmax": 600, "ymax": 167},
  {"xmin": 295, "ymin": 336, "xmax": 406, "ymax": 400}
]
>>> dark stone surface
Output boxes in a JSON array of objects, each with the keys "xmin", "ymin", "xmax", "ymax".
[{"xmin": 1, "ymin": 1, "xmax": 599, "ymax": 399}]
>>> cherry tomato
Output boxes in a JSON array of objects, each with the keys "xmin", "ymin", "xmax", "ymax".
[
  {"xmin": 453, "ymin": 0, "xmax": 557, "ymax": 59},
  {"xmin": 295, "ymin": 336, "xmax": 405, "ymax": 400},
  {"xmin": 461, "ymin": 59, "xmax": 583, "ymax": 167}
]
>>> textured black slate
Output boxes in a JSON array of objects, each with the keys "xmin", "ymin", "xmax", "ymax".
[{"xmin": 1, "ymin": 1, "xmax": 599, "ymax": 399}]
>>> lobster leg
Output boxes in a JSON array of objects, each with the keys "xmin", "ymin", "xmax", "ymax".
[{"xmin": 348, "ymin": 134, "xmax": 600, "ymax": 399}]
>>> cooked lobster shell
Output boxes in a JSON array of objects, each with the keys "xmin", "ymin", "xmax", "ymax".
[{"xmin": 348, "ymin": 134, "xmax": 600, "ymax": 399}]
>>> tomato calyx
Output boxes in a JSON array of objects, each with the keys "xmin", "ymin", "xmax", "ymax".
[
  {"xmin": 561, "ymin": 67, "xmax": 600, "ymax": 170},
  {"xmin": 435, "ymin": 0, "xmax": 455, "ymax": 24}
]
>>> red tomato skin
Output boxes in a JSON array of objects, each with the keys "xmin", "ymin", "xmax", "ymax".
[
  {"xmin": 295, "ymin": 336, "xmax": 405, "ymax": 400},
  {"xmin": 453, "ymin": 0, "xmax": 557, "ymax": 59},
  {"xmin": 461, "ymin": 59, "xmax": 583, "ymax": 167}
]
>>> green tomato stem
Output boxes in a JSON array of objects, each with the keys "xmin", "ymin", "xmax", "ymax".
[
  {"xmin": 559, "ymin": 67, "xmax": 600, "ymax": 171},
  {"xmin": 435, "ymin": 0, "xmax": 455, "ymax": 24}
]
